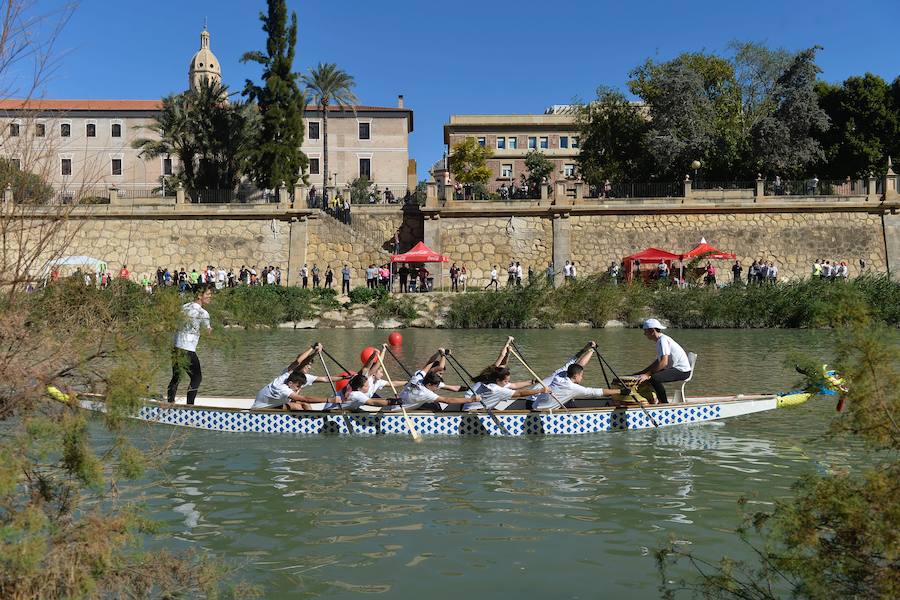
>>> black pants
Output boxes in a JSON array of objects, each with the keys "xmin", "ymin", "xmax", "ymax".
[
  {"xmin": 451, "ymin": 278, "xmax": 458, "ymax": 291},
  {"xmin": 400, "ymin": 278, "xmax": 408, "ymax": 292},
  {"xmin": 313, "ymin": 276, "xmax": 320, "ymax": 288},
  {"xmin": 342, "ymin": 280, "xmax": 350, "ymax": 294},
  {"xmin": 167, "ymin": 348, "xmax": 202, "ymax": 405},
  {"xmin": 650, "ymin": 367, "xmax": 690, "ymax": 403}
]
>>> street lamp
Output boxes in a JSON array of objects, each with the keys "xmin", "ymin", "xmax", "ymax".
[{"xmin": 690, "ymin": 160, "xmax": 701, "ymax": 185}]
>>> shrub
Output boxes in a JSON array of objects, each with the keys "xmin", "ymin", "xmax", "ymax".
[{"xmin": 347, "ymin": 286, "xmax": 386, "ymax": 304}]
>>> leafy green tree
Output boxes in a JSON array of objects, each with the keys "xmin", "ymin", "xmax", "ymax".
[
  {"xmin": 301, "ymin": 63, "xmax": 358, "ymax": 198},
  {"xmin": 524, "ymin": 150, "xmax": 554, "ymax": 191},
  {"xmin": 134, "ymin": 80, "xmax": 256, "ymax": 194},
  {"xmin": 349, "ymin": 175, "xmax": 379, "ymax": 203},
  {"xmin": 449, "ymin": 137, "xmax": 493, "ymax": 188},
  {"xmin": 576, "ymin": 87, "xmax": 652, "ymax": 183},
  {"xmin": 816, "ymin": 73, "xmax": 900, "ymax": 178},
  {"xmin": 0, "ymin": 157, "xmax": 53, "ymax": 203},
  {"xmin": 241, "ymin": 0, "xmax": 308, "ymax": 189},
  {"xmin": 750, "ymin": 47, "xmax": 830, "ymax": 178}
]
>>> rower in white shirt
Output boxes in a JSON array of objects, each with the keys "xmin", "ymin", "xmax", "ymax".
[
  {"xmin": 532, "ymin": 341, "xmax": 628, "ymax": 410},
  {"xmin": 463, "ymin": 338, "xmax": 547, "ymax": 411},
  {"xmin": 252, "ymin": 343, "xmax": 339, "ymax": 410}
]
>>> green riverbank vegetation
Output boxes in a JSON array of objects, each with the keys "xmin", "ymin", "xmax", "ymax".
[{"xmin": 445, "ymin": 275, "xmax": 900, "ymax": 329}]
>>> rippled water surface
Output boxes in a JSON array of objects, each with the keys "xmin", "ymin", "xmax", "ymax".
[{"xmin": 130, "ymin": 329, "xmax": 867, "ymax": 598}]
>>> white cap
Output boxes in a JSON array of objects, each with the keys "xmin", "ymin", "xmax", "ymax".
[{"xmin": 642, "ymin": 318, "xmax": 667, "ymax": 330}]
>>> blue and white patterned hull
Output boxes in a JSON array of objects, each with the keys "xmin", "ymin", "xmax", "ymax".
[{"xmin": 80, "ymin": 395, "xmax": 783, "ymax": 436}]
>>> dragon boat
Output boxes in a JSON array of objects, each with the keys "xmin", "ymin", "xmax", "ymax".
[{"xmin": 72, "ymin": 388, "xmax": 831, "ymax": 437}]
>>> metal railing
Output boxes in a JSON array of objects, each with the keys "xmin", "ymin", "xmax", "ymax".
[
  {"xmin": 693, "ymin": 180, "xmax": 754, "ymax": 191},
  {"xmin": 189, "ymin": 189, "xmax": 276, "ymax": 204},
  {"xmin": 588, "ymin": 181, "xmax": 684, "ymax": 198},
  {"xmin": 765, "ymin": 178, "xmax": 868, "ymax": 197}
]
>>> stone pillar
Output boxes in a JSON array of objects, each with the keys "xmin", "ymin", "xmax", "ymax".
[
  {"xmin": 574, "ymin": 180, "xmax": 584, "ymax": 202},
  {"xmin": 423, "ymin": 214, "xmax": 441, "ymax": 254},
  {"xmin": 3, "ymin": 183, "xmax": 12, "ymax": 205},
  {"xmin": 553, "ymin": 180, "xmax": 566, "ymax": 205},
  {"xmin": 884, "ymin": 157, "xmax": 898, "ymax": 201},
  {"xmin": 176, "ymin": 183, "xmax": 186, "ymax": 204},
  {"xmin": 425, "ymin": 181, "xmax": 438, "ymax": 208},
  {"xmin": 108, "ymin": 187, "xmax": 122, "ymax": 205},
  {"xmin": 287, "ymin": 216, "xmax": 308, "ymax": 286},
  {"xmin": 442, "ymin": 184, "xmax": 454, "ymax": 205},
  {"xmin": 884, "ymin": 213, "xmax": 900, "ymax": 282},
  {"xmin": 551, "ymin": 212, "xmax": 571, "ymax": 287},
  {"xmin": 683, "ymin": 175, "xmax": 692, "ymax": 202},
  {"xmin": 755, "ymin": 175, "xmax": 765, "ymax": 201},
  {"xmin": 278, "ymin": 181, "xmax": 289, "ymax": 206},
  {"xmin": 294, "ymin": 179, "xmax": 306, "ymax": 208},
  {"xmin": 867, "ymin": 175, "xmax": 878, "ymax": 201}
]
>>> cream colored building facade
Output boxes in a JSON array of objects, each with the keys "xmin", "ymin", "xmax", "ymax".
[
  {"xmin": 442, "ymin": 105, "xmax": 580, "ymax": 192},
  {"xmin": 0, "ymin": 28, "xmax": 414, "ymax": 200}
]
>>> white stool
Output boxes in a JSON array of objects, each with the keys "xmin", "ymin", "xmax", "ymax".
[{"xmin": 673, "ymin": 352, "xmax": 697, "ymax": 403}]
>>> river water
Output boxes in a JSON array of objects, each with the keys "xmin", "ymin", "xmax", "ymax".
[{"xmin": 132, "ymin": 329, "xmax": 867, "ymax": 598}]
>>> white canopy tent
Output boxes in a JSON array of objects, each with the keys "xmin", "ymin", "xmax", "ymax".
[{"xmin": 38, "ymin": 255, "xmax": 107, "ymax": 280}]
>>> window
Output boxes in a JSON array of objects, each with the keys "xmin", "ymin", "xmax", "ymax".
[
  {"xmin": 496, "ymin": 137, "xmax": 505, "ymax": 150},
  {"xmin": 8, "ymin": 123, "xmax": 19, "ymax": 137},
  {"xmin": 359, "ymin": 158, "xmax": 371, "ymax": 179},
  {"xmin": 358, "ymin": 122, "xmax": 370, "ymax": 140},
  {"xmin": 163, "ymin": 158, "xmax": 173, "ymax": 175},
  {"xmin": 560, "ymin": 136, "xmax": 569, "ymax": 149},
  {"xmin": 10, "ymin": 158, "xmax": 20, "ymax": 170},
  {"xmin": 564, "ymin": 164, "xmax": 576, "ymax": 178},
  {"xmin": 571, "ymin": 136, "xmax": 580, "ymax": 148},
  {"xmin": 111, "ymin": 123, "xmax": 122, "ymax": 138},
  {"xmin": 309, "ymin": 121, "xmax": 320, "ymax": 140},
  {"xmin": 35, "ymin": 123, "xmax": 45, "ymax": 137},
  {"xmin": 527, "ymin": 136, "xmax": 536, "ymax": 149},
  {"xmin": 501, "ymin": 164, "xmax": 513, "ymax": 178},
  {"xmin": 539, "ymin": 136, "xmax": 549, "ymax": 149},
  {"xmin": 61, "ymin": 158, "xmax": 72, "ymax": 175},
  {"xmin": 60, "ymin": 123, "xmax": 71, "ymax": 137},
  {"xmin": 477, "ymin": 137, "xmax": 486, "ymax": 147},
  {"xmin": 508, "ymin": 137, "xmax": 517, "ymax": 149},
  {"xmin": 86, "ymin": 123, "xmax": 96, "ymax": 137},
  {"xmin": 309, "ymin": 158, "xmax": 320, "ymax": 175},
  {"xmin": 111, "ymin": 158, "xmax": 122, "ymax": 175}
]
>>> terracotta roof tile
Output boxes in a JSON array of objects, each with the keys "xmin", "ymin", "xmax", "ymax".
[{"xmin": 0, "ymin": 99, "xmax": 162, "ymax": 111}]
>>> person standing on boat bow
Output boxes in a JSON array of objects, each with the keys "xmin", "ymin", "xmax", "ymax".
[
  {"xmin": 252, "ymin": 343, "xmax": 339, "ymax": 410},
  {"xmin": 532, "ymin": 341, "xmax": 629, "ymax": 410},
  {"xmin": 166, "ymin": 286, "xmax": 213, "ymax": 405},
  {"xmin": 632, "ymin": 319, "xmax": 692, "ymax": 404}
]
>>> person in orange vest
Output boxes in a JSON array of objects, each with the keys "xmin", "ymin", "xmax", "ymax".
[{"xmin": 119, "ymin": 264, "xmax": 130, "ymax": 280}]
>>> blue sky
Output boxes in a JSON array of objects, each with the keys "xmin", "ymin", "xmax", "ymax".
[{"xmin": 38, "ymin": 0, "xmax": 900, "ymax": 177}]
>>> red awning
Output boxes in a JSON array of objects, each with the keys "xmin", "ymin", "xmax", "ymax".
[
  {"xmin": 623, "ymin": 247, "xmax": 681, "ymax": 262},
  {"xmin": 681, "ymin": 238, "xmax": 736, "ymax": 260},
  {"xmin": 391, "ymin": 242, "xmax": 450, "ymax": 263}
]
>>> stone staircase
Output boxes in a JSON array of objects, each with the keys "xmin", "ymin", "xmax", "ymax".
[{"xmin": 319, "ymin": 208, "xmax": 392, "ymax": 258}]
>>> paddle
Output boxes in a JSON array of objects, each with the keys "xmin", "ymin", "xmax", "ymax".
[
  {"xmin": 384, "ymin": 344, "xmax": 413, "ymax": 378},
  {"xmin": 444, "ymin": 350, "xmax": 511, "ymax": 436},
  {"xmin": 595, "ymin": 352, "xmax": 658, "ymax": 428},
  {"xmin": 506, "ymin": 343, "xmax": 568, "ymax": 412},
  {"xmin": 376, "ymin": 345, "xmax": 421, "ymax": 442}
]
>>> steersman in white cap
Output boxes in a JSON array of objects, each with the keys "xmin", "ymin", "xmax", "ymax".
[{"xmin": 632, "ymin": 318, "xmax": 692, "ymax": 404}]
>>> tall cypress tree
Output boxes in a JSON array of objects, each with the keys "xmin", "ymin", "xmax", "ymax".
[{"xmin": 241, "ymin": 0, "xmax": 308, "ymax": 189}]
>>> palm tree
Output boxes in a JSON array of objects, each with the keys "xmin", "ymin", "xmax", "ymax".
[{"xmin": 301, "ymin": 63, "xmax": 358, "ymax": 201}]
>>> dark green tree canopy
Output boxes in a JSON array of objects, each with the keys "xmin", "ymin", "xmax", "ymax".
[
  {"xmin": 576, "ymin": 87, "xmax": 651, "ymax": 184},
  {"xmin": 524, "ymin": 150, "xmax": 554, "ymax": 190},
  {"xmin": 449, "ymin": 137, "xmax": 493, "ymax": 186},
  {"xmin": 241, "ymin": 0, "xmax": 308, "ymax": 188}
]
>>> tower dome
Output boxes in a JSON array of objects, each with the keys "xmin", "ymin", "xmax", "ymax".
[{"xmin": 188, "ymin": 27, "xmax": 221, "ymax": 91}]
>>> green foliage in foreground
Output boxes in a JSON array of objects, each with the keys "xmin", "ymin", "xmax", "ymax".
[
  {"xmin": 2, "ymin": 278, "xmax": 259, "ymax": 598},
  {"xmin": 656, "ymin": 296, "xmax": 899, "ymax": 599},
  {"xmin": 445, "ymin": 275, "xmax": 900, "ymax": 329}
]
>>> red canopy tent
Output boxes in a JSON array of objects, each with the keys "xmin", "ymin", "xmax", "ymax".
[
  {"xmin": 623, "ymin": 247, "xmax": 680, "ymax": 283},
  {"xmin": 391, "ymin": 242, "xmax": 450, "ymax": 291},
  {"xmin": 680, "ymin": 237, "xmax": 736, "ymax": 261},
  {"xmin": 390, "ymin": 241, "xmax": 450, "ymax": 264}
]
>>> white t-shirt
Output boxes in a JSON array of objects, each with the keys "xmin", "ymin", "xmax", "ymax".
[
  {"xmin": 462, "ymin": 382, "xmax": 515, "ymax": 411},
  {"xmin": 396, "ymin": 384, "xmax": 439, "ymax": 410},
  {"xmin": 533, "ymin": 358, "xmax": 607, "ymax": 410},
  {"xmin": 342, "ymin": 390, "xmax": 371, "ymax": 410},
  {"xmin": 217, "ymin": 269, "xmax": 226, "ymax": 283},
  {"xmin": 266, "ymin": 271, "xmax": 276, "ymax": 284},
  {"xmin": 490, "ymin": 269, "xmax": 498, "ymax": 281},
  {"xmin": 656, "ymin": 334, "xmax": 691, "ymax": 372},
  {"xmin": 173, "ymin": 302, "xmax": 211, "ymax": 352},
  {"xmin": 563, "ymin": 264, "xmax": 572, "ymax": 276},
  {"xmin": 570, "ymin": 264, "xmax": 577, "ymax": 277},
  {"xmin": 366, "ymin": 376, "xmax": 389, "ymax": 399},
  {"xmin": 253, "ymin": 372, "xmax": 315, "ymax": 408},
  {"xmin": 516, "ymin": 265, "xmax": 523, "ymax": 278}
]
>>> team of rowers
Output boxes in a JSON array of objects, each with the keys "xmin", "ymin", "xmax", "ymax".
[{"xmin": 252, "ymin": 320, "xmax": 693, "ymax": 412}]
